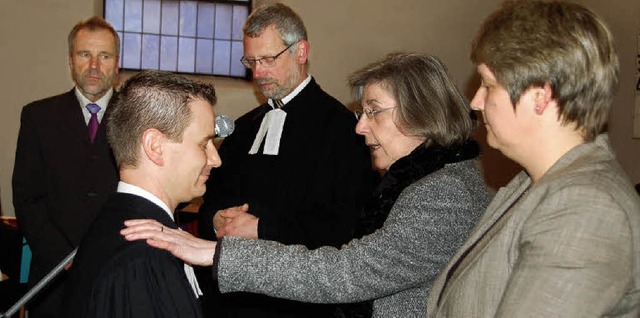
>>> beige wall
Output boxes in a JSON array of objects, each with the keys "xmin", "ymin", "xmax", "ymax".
[
  {"xmin": 576, "ymin": 0, "xmax": 640, "ymax": 186},
  {"xmin": 1, "ymin": 0, "xmax": 638, "ymax": 216}
]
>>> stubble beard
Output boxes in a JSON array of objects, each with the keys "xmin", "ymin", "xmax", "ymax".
[
  {"xmin": 258, "ymin": 67, "xmax": 303, "ymax": 100},
  {"xmin": 74, "ymin": 69, "xmax": 116, "ymax": 99}
]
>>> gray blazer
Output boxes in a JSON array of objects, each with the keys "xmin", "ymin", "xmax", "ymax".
[
  {"xmin": 428, "ymin": 134, "xmax": 640, "ymax": 317},
  {"xmin": 216, "ymin": 159, "xmax": 490, "ymax": 317}
]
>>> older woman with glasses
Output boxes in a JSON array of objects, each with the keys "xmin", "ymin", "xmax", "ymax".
[{"xmin": 121, "ymin": 53, "xmax": 491, "ymax": 317}]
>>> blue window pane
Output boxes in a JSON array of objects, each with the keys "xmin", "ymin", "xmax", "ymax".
[
  {"xmin": 230, "ymin": 40, "xmax": 245, "ymax": 77},
  {"xmin": 180, "ymin": 1, "xmax": 198, "ymax": 37},
  {"xmin": 105, "ymin": 0, "xmax": 250, "ymax": 77},
  {"xmin": 178, "ymin": 37, "xmax": 196, "ymax": 73},
  {"xmin": 143, "ymin": 0, "xmax": 161, "ymax": 34},
  {"xmin": 197, "ymin": 2, "xmax": 215, "ymax": 39},
  {"xmin": 141, "ymin": 34, "xmax": 160, "ymax": 69},
  {"xmin": 105, "ymin": 0, "xmax": 124, "ymax": 30},
  {"xmin": 213, "ymin": 40, "xmax": 231, "ymax": 75},
  {"xmin": 122, "ymin": 32, "xmax": 141, "ymax": 69},
  {"xmin": 124, "ymin": 0, "xmax": 143, "ymax": 32},
  {"xmin": 215, "ymin": 4, "xmax": 232, "ymax": 40},
  {"xmin": 160, "ymin": 36, "xmax": 178, "ymax": 71},
  {"xmin": 196, "ymin": 39, "xmax": 214, "ymax": 74},
  {"xmin": 231, "ymin": 5, "xmax": 248, "ymax": 40},
  {"xmin": 161, "ymin": 1, "xmax": 179, "ymax": 36}
]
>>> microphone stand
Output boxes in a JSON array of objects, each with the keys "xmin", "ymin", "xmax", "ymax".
[{"xmin": 0, "ymin": 248, "xmax": 77, "ymax": 318}]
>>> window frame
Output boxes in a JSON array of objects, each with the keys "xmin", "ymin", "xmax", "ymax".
[{"xmin": 103, "ymin": 0, "xmax": 251, "ymax": 79}]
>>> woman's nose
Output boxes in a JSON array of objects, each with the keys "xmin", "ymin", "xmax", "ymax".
[
  {"xmin": 470, "ymin": 88, "xmax": 485, "ymax": 111},
  {"xmin": 355, "ymin": 115, "xmax": 369, "ymax": 136}
]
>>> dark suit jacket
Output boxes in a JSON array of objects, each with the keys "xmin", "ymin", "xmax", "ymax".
[
  {"xmin": 64, "ymin": 192, "xmax": 202, "ymax": 318},
  {"xmin": 12, "ymin": 88, "xmax": 118, "ymax": 290}
]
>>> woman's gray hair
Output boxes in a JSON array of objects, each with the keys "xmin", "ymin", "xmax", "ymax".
[{"xmin": 349, "ymin": 53, "xmax": 474, "ymax": 147}]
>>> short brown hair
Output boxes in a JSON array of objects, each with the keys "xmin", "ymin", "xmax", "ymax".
[
  {"xmin": 68, "ymin": 16, "xmax": 120, "ymax": 57},
  {"xmin": 471, "ymin": 0, "xmax": 619, "ymax": 141},
  {"xmin": 107, "ymin": 70, "xmax": 217, "ymax": 168},
  {"xmin": 349, "ymin": 53, "xmax": 474, "ymax": 147}
]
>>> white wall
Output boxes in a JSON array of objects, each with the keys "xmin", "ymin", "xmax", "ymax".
[{"xmin": 1, "ymin": 0, "xmax": 638, "ymax": 216}]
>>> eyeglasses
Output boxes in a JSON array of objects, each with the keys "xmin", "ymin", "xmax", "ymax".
[
  {"xmin": 354, "ymin": 107, "xmax": 396, "ymax": 120},
  {"xmin": 240, "ymin": 42, "xmax": 297, "ymax": 69}
]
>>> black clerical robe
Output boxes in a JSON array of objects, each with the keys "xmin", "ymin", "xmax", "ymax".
[
  {"xmin": 198, "ymin": 78, "xmax": 376, "ymax": 317},
  {"xmin": 63, "ymin": 193, "xmax": 202, "ymax": 318}
]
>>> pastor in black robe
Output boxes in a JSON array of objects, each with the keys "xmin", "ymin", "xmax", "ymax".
[
  {"xmin": 63, "ymin": 192, "xmax": 202, "ymax": 318},
  {"xmin": 198, "ymin": 77, "xmax": 376, "ymax": 317}
]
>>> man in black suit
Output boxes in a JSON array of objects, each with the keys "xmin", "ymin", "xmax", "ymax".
[
  {"xmin": 64, "ymin": 70, "xmax": 221, "ymax": 318},
  {"xmin": 197, "ymin": 3, "xmax": 375, "ymax": 317},
  {"xmin": 11, "ymin": 16, "xmax": 120, "ymax": 317}
]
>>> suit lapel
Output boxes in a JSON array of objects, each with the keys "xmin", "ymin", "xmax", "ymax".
[
  {"xmin": 428, "ymin": 138, "xmax": 615, "ymax": 316},
  {"xmin": 429, "ymin": 171, "xmax": 531, "ymax": 312},
  {"xmin": 55, "ymin": 89, "xmax": 91, "ymax": 144},
  {"xmin": 462, "ymin": 172, "xmax": 531, "ymax": 252},
  {"xmin": 57, "ymin": 89, "xmax": 118, "ymax": 145}
]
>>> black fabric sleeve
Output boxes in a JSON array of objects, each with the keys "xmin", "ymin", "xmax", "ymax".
[{"xmin": 83, "ymin": 247, "xmax": 202, "ymax": 318}]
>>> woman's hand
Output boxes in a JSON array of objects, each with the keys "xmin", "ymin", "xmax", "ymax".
[{"xmin": 121, "ymin": 219, "xmax": 217, "ymax": 266}]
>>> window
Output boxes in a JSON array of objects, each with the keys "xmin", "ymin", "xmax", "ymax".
[{"xmin": 104, "ymin": 0, "xmax": 250, "ymax": 78}]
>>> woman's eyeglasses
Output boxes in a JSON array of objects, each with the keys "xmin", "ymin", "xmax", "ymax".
[{"xmin": 354, "ymin": 107, "xmax": 396, "ymax": 120}]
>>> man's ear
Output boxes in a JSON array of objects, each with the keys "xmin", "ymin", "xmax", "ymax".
[
  {"xmin": 533, "ymin": 82, "xmax": 554, "ymax": 115},
  {"xmin": 295, "ymin": 40, "xmax": 309, "ymax": 65},
  {"xmin": 141, "ymin": 128, "xmax": 165, "ymax": 166}
]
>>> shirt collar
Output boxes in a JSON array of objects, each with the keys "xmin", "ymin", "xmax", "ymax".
[
  {"xmin": 268, "ymin": 74, "xmax": 311, "ymax": 109},
  {"xmin": 75, "ymin": 87, "xmax": 114, "ymax": 110},
  {"xmin": 116, "ymin": 181, "xmax": 174, "ymax": 221}
]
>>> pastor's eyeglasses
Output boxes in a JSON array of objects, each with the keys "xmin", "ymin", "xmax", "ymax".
[{"xmin": 240, "ymin": 42, "xmax": 297, "ymax": 69}]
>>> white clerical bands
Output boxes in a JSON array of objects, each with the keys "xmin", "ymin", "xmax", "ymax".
[{"xmin": 249, "ymin": 108, "xmax": 287, "ymax": 155}]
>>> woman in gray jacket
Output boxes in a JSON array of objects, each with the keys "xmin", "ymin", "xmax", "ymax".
[{"xmin": 122, "ymin": 53, "xmax": 491, "ymax": 318}]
